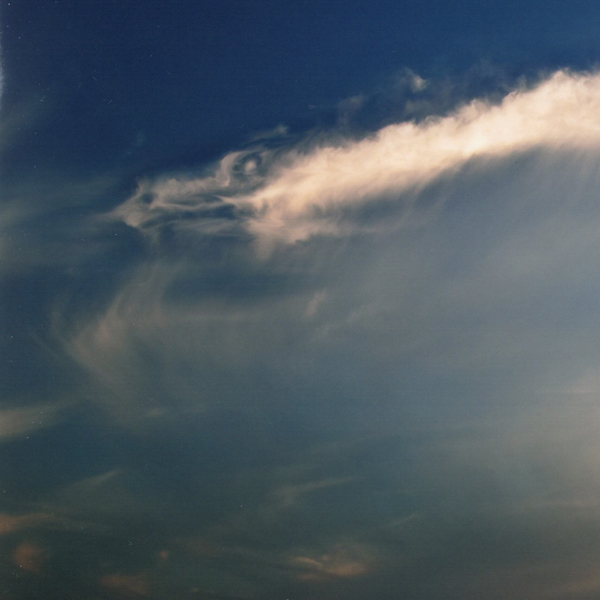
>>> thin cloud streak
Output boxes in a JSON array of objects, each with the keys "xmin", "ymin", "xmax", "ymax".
[
  {"xmin": 115, "ymin": 70, "xmax": 600, "ymax": 247},
  {"xmin": 290, "ymin": 542, "xmax": 376, "ymax": 582},
  {"xmin": 0, "ymin": 404, "xmax": 61, "ymax": 442}
]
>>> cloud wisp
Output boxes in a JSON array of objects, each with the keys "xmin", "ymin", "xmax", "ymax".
[
  {"xmin": 114, "ymin": 70, "xmax": 600, "ymax": 248},
  {"xmin": 0, "ymin": 404, "xmax": 61, "ymax": 443}
]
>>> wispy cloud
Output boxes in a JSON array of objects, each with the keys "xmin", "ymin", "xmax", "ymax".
[
  {"xmin": 290, "ymin": 542, "xmax": 376, "ymax": 582},
  {"xmin": 0, "ymin": 175, "xmax": 123, "ymax": 274},
  {"xmin": 0, "ymin": 512, "xmax": 57, "ymax": 536},
  {"xmin": 0, "ymin": 404, "xmax": 61, "ymax": 442},
  {"xmin": 99, "ymin": 573, "xmax": 149, "ymax": 597},
  {"xmin": 272, "ymin": 477, "xmax": 353, "ymax": 509},
  {"xmin": 114, "ymin": 70, "xmax": 600, "ymax": 248},
  {"xmin": 11, "ymin": 542, "xmax": 47, "ymax": 575}
]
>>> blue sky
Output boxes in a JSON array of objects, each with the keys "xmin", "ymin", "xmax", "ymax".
[{"xmin": 4, "ymin": 2, "xmax": 600, "ymax": 599}]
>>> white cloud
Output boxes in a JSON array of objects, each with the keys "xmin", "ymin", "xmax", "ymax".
[{"xmin": 114, "ymin": 70, "xmax": 600, "ymax": 248}]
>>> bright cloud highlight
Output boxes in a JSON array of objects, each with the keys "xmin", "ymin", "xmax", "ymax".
[{"xmin": 115, "ymin": 70, "xmax": 600, "ymax": 246}]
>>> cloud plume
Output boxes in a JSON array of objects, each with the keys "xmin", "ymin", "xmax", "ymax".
[{"xmin": 114, "ymin": 70, "xmax": 600, "ymax": 247}]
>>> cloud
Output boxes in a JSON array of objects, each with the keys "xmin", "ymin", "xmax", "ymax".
[
  {"xmin": 99, "ymin": 573, "xmax": 149, "ymax": 597},
  {"xmin": 0, "ymin": 511, "xmax": 108, "ymax": 542},
  {"xmin": 0, "ymin": 201, "xmax": 39, "ymax": 271},
  {"xmin": 46, "ymin": 69, "xmax": 600, "ymax": 600},
  {"xmin": 0, "ymin": 404, "xmax": 61, "ymax": 442},
  {"xmin": 0, "ymin": 513, "xmax": 56, "ymax": 536},
  {"xmin": 548, "ymin": 572, "xmax": 600, "ymax": 598},
  {"xmin": 114, "ymin": 70, "xmax": 600, "ymax": 248},
  {"xmin": 290, "ymin": 542, "xmax": 376, "ymax": 582},
  {"xmin": 55, "ymin": 70, "xmax": 600, "ymax": 424},
  {"xmin": 0, "ymin": 174, "xmax": 124, "ymax": 276},
  {"xmin": 65, "ymin": 147, "xmax": 600, "ymax": 422},
  {"xmin": 272, "ymin": 477, "xmax": 353, "ymax": 509},
  {"xmin": 11, "ymin": 542, "xmax": 47, "ymax": 574},
  {"xmin": 49, "ymin": 469, "xmax": 153, "ymax": 519}
]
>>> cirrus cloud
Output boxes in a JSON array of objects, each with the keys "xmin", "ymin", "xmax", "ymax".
[{"xmin": 114, "ymin": 70, "xmax": 600, "ymax": 248}]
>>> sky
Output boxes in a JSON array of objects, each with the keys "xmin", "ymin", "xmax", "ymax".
[{"xmin": 5, "ymin": 1, "xmax": 600, "ymax": 598}]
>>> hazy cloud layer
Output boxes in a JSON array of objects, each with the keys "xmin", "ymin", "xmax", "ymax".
[
  {"xmin": 7, "ymin": 0, "xmax": 600, "ymax": 595},
  {"xmin": 7, "ymin": 65, "xmax": 600, "ymax": 599}
]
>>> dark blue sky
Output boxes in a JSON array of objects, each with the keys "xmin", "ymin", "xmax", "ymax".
[
  {"xmin": 4, "ymin": 0, "xmax": 600, "ymax": 174},
  {"xmin": 5, "ymin": 2, "xmax": 600, "ymax": 599}
]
